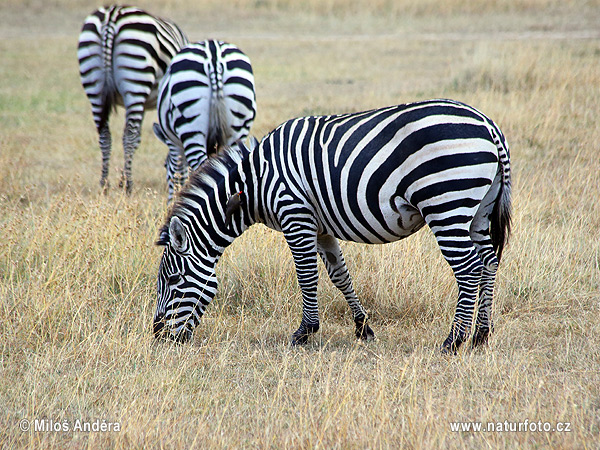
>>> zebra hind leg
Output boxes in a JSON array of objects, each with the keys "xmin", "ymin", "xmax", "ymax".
[
  {"xmin": 435, "ymin": 230, "xmax": 483, "ymax": 354},
  {"xmin": 316, "ymin": 234, "xmax": 374, "ymax": 341},
  {"xmin": 469, "ymin": 181, "xmax": 502, "ymax": 349},
  {"xmin": 471, "ymin": 265, "xmax": 496, "ymax": 349},
  {"xmin": 120, "ymin": 115, "xmax": 142, "ymax": 194},
  {"xmin": 470, "ymin": 237, "xmax": 499, "ymax": 349},
  {"xmin": 98, "ymin": 122, "xmax": 112, "ymax": 192}
]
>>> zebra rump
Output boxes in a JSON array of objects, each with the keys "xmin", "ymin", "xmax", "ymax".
[
  {"xmin": 153, "ymin": 99, "xmax": 512, "ymax": 354},
  {"xmin": 153, "ymin": 40, "xmax": 257, "ymax": 201},
  {"xmin": 77, "ymin": 5, "xmax": 188, "ymax": 193}
]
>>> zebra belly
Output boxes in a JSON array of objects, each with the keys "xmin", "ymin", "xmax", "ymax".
[{"xmin": 312, "ymin": 195, "xmax": 425, "ymax": 245}]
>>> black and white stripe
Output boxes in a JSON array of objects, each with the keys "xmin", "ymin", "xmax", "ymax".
[
  {"xmin": 153, "ymin": 99, "xmax": 512, "ymax": 353},
  {"xmin": 77, "ymin": 5, "xmax": 188, "ymax": 193},
  {"xmin": 153, "ymin": 40, "xmax": 257, "ymax": 201}
]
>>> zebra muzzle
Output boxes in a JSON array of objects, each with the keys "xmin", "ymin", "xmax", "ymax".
[{"xmin": 153, "ymin": 316, "xmax": 193, "ymax": 343}]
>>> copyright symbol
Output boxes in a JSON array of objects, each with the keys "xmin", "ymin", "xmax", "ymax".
[{"xmin": 19, "ymin": 419, "xmax": 30, "ymax": 432}]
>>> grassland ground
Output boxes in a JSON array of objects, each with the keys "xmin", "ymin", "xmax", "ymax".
[{"xmin": 1, "ymin": 1, "xmax": 599, "ymax": 448}]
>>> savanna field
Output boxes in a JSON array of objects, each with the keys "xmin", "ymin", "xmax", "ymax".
[{"xmin": 1, "ymin": 0, "xmax": 599, "ymax": 448}]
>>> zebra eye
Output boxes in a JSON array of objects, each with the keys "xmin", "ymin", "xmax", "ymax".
[{"xmin": 168, "ymin": 273, "xmax": 182, "ymax": 285}]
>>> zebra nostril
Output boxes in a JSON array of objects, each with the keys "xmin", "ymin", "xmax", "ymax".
[
  {"xmin": 153, "ymin": 321, "xmax": 192, "ymax": 344},
  {"xmin": 177, "ymin": 328, "xmax": 193, "ymax": 343}
]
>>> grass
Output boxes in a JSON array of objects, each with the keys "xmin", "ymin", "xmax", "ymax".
[{"xmin": 1, "ymin": 1, "xmax": 599, "ymax": 448}]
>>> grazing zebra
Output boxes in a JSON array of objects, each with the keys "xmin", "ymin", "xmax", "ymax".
[
  {"xmin": 77, "ymin": 5, "xmax": 188, "ymax": 193},
  {"xmin": 153, "ymin": 39, "xmax": 257, "ymax": 201},
  {"xmin": 153, "ymin": 99, "xmax": 512, "ymax": 353}
]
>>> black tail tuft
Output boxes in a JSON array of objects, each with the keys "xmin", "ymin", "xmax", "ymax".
[
  {"xmin": 490, "ymin": 179, "xmax": 512, "ymax": 263},
  {"xmin": 98, "ymin": 87, "xmax": 114, "ymax": 131},
  {"xmin": 207, "ymin": 94, "xmax": 230, "ymax": 156}
]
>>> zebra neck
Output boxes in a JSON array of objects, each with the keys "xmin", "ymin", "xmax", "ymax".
[{"xmin": 225, "ymin": 164, "xmax": 257, "ymax": 239}]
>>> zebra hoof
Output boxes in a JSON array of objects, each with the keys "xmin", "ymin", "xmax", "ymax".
[
  {"xmin": 471, "ymin": 326, "xmax": 492, "ymax": 349},
  {"xmin": 354, "ymin": 318, "xmax": 375, "ymax": 341},
  {"xmin": 440, "ymin": 332, "xmax": 467, "ymax": 355},
  {"xmin": 290, "ymin": 323, "xmax": 319, "ymax": 346},
  {"xmin": 291, "ymin": 332, "xmax": 309, "ymax": 346},
  {"xmin": 440, "ymin": 341, "xmax": 458, "ymax": 355},
  {"xmin": 118, "ymin": 179, "xmax": 133, "ymax": 195}
]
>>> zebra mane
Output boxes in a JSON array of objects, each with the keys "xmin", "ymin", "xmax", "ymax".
[{"xmin": 157, "ymin": 143, "xmax": 250, "ymax": 245}]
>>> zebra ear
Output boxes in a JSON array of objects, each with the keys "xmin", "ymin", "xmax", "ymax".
[
  {"xmin": 249, "ymin": 136, "xmax": 259, "ymax": 151},
  {"xmin": 169, "ymin": 216, "xmax": 187, "ymax": 253},
  {"xmin": 235, "ymin": 136, "xmax": 258, "ymax": 157},
  {"xmin": 225, "ymin": 191, "xmax": 243, "ymax": 227},
  {"xmin": 153, "ymin": 123, "xmax": 168, "ymax": 145}
]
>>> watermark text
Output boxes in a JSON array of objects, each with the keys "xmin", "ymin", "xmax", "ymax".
[
  {"xmin": 19, "ymin": 418, "xmax": 120, "ymax": 433},
  {"xmin": 450, "ymin": 419, "xmax": 571, "ymax": 433}
]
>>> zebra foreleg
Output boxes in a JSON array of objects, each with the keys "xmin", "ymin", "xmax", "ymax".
[
  {"xmin": 289, "ymin": 247, "xmax": 319, "ymax": 345},
  {"xmin": 291, "ymin": 322, "xmax": 320, "ymax": 346},
  {"xmin": 285, "ymin": 225, "xmax": 321, "ymax": 346},
  {"xmin": 316, "ymin": 234, "xmax": 374, "ymax": 341},
  {"xmin": 120, "ymin": 115, "xmax": 142, "ymax": 194},
  {"xmin": 98, "ymin": 122, "xmax": 112, "ymax": 192}
]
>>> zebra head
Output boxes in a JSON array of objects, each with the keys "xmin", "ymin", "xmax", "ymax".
[
  {"xmin": 153, "ymin": 215, "xmax": 218, "ymax": 343},
  {"xmin": 152, "ymin": 138, "xmax": 258, "ymax": 343}
]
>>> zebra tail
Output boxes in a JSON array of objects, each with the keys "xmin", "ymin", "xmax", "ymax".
[
  {"xmin": 99, "ymin": 16, "xmax": 118, "ymax": 125},
  {"xmin": 207, "ymin": 67, "xmax": 231, "ymax": 154},
  {"xmin": 489, "ymin": 125, "xmax": 512, "ymax": 263}
]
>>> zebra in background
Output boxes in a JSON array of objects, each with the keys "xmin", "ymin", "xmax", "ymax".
[
  {"xmin": 152, "ymin": 99, "xmax": 512, "ymax": 354},
  {"xmin": 77, "ymin": 5, "xmax": 188, "ymax": 193},
  {"xmin": 152, "ymin": 40, "xmax": 257, "ymax": 201}
]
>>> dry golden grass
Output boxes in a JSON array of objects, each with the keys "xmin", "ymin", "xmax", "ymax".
[{"xmin": 1, "ymin": 1, "xmax": 599, "ymax": 448}]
